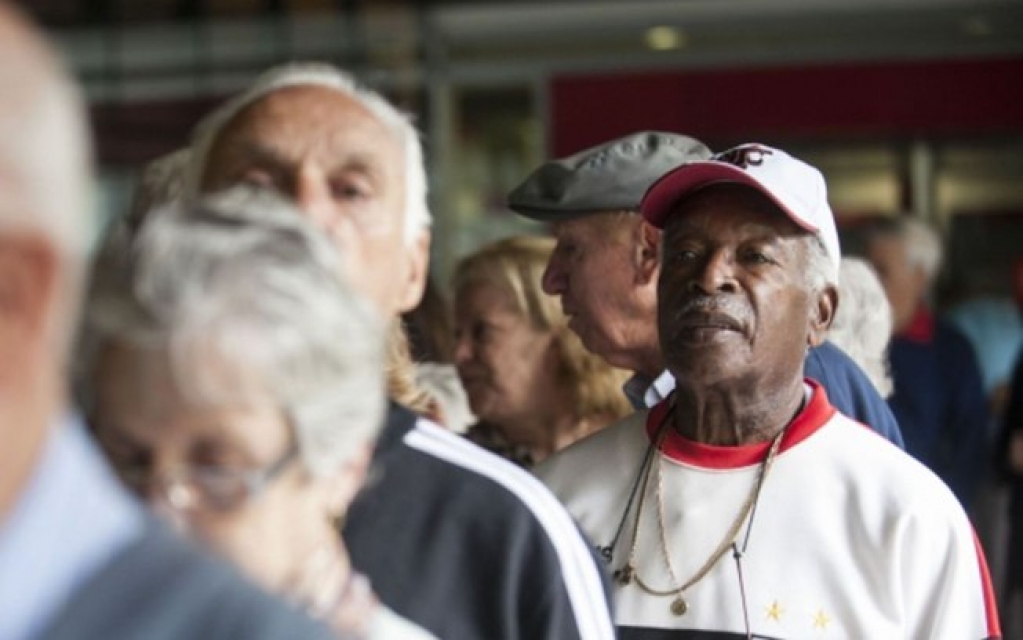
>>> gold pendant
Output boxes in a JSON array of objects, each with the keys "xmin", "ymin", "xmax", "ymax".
[{"xmin": 670, "ymin": 596, "xmax": 688, "ymax": 616}]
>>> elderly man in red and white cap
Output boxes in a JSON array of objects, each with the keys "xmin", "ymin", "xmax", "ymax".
[{"xmin": 537, "ymin": 143, "xmax": 1000, "ymax": 638}]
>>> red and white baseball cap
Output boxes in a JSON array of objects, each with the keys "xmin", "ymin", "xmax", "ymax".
[{"xmin": 640, "ymin": 143, "xmax": 841, "ymax": 275}]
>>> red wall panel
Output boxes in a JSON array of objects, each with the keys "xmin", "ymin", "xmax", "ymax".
[{"xmin": 551, "ymin": 57, "xmax": 1023, "ymax": 155}]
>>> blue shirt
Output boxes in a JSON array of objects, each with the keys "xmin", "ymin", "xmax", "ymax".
[
  {"xmin": 627, "ymin": 341, "xmax": 905, "ymax": 449},
  {"xmin": 0, "ymin": 417, "xmax": 141, "ymax": 640},
  {"xmin": 805, "ymin": 341, "xmax": 905, "ymax": 449},
  {"xmin": 888, "ymin": 314, "xmax": 989, "ymax": 508},
  {"xmin": 947, "ymin": 297, "xmax": 1023, "ymax": 395}
]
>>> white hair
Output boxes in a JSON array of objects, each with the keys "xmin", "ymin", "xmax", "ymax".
[
  {"xmin": 901, "ymin": 218, "xmax": 944, "ymax": 283},
  {"xmin": 185, "ymin": 62, "xmax": 430, "ymax": 245},
  {"xmin": 829, "ymin": 257, "xmax": 894, "ymax": 397},
  {"xmin": 127, "ymin": 148, "xmax": 190, "ymax": 232},
  {"xmin": 804, "ymin": 234, "xmax": 839, "ymax": 293},
  {"xmin": 862, "ymin": 216, "xmax": 944, "ymax": 286},
  {"xmin": 0, "ymin": 34, "xmax": 92, "ymax": 258},
  {"xmin": 79, "ymin": 186, "xmax": 386, "ymax": 476}
]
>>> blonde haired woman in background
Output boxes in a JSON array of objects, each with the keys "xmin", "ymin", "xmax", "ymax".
[{"xmin": 452, "ymin": 235, "xmax": 632, "ymax": 467}]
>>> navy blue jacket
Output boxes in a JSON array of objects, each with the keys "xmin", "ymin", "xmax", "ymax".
[
  {"xmin": 888, "ymin": 312, "xmax": 989, "ymax": 508},
  {"xmin": 344, "ymin": 403, "xmax": 614, "ymax": 640},
  {"xmin": 805, "ymin": 341, "xmax": 904, "ymax": 448},
  {"xmin": 1001, "ymin": 345, "xmax": 1023, "ymax": 590}
]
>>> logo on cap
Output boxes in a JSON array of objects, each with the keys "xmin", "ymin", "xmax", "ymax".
[{"xmin": 716, "ymin": 145, "xmax": 773, "ymax": 169}]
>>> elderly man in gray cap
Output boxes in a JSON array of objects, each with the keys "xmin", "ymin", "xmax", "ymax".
[
  {"xmin": 534, "ymin": 142, "xmax": 999, "ymax": 638},
  {"xmin": 508, "ymin": 131, "xmax": 904, "ymax": 446}
]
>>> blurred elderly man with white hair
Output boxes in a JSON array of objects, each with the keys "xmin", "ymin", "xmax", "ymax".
[
  {"xmin": 0, "ymin": 5, "xmax": 337, "ymax": 640},
  {"xmin": 180, "ymin": 62, "xmax": 614, "ymax": 640},
  {"xmin": 862, "ymin": 217, "xmax": 990, "ymax": 510}
]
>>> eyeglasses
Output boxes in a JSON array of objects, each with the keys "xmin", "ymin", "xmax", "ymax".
[{"xmin": 114, "ymin": 445, "xmax": 300, "ymax": 512}]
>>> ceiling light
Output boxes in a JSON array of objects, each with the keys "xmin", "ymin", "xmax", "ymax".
[
  {"xmin": 645, "ymin": 26, "xmax": 686, "ymax": 51},
  {"xmin": 963, "ymin": 15, "xmax": 993, "ymax": 37}
]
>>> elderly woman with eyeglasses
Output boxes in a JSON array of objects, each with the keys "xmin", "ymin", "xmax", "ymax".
[{"xmin": 76, "ymin": 188, "xmax": 434, "ymax": 639}]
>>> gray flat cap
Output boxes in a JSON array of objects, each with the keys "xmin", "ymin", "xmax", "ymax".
[{"xmin": 508, "ymin": 131, "xmax": 711, "ymax": 221}]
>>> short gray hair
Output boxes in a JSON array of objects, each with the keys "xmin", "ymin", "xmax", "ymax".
[
  {"xmin": 862, "ymin": 216, "xmax": 944, "ymax": 285},
  {"xmin": 829, "ymin": 257, "xmax": 894, "ymax": 397},
  {"xmin": 902, "ymin": 218, "xmax": 943, "ymax": 283},
  {"xmin": 79, "ymin": 187, "xmax": 386, "ymax": 476},
  {"xmin": 804, "ymin": 234, "xmax": 838, "ymax": 293},
  {"xmin": 126, "ymin": 148, "xmax": 190, "ymax": 233},
  {"xmin": 185, "ymin": 62, "xmax": 430, "ymax": 246}
]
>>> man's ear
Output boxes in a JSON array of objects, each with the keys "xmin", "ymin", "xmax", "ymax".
[
  {"xmin": 396, "ymin": 230, "xmax": 431, "ymax": 314},
  {"xmin": 633, "ymin": 220, "xmax": 662, "ymax": 285},
  {"xmin": 808, "ymin": 284, "xmax": 838, "ymax": 347},
  {"xmin": 0, "ymin": 235, "xmax": 59, "ymax": 383}
]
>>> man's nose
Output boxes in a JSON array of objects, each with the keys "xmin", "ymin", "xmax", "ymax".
[
  {"xmin": 689, "ymin": 252, "xmax": 738, "ymax": 294},
  {"xmin": 293, "ymin": 164, "xmax": 334, "ymax": 229},
  {"xmin": 452, "ymin": 331, "xmax": 473, "ymax": 365},
  {"xmin": 541, "ymin": 258, "xmax": 565, "ymax": 295}
]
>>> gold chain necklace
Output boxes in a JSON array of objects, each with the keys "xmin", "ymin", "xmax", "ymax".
[{"xmin": 615, "ymin": 405, "xmax": 788, "ymax": 617}]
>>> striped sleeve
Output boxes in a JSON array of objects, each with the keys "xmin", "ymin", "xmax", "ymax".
[{"xmin": 405, "ymin": 419, "xmax": 616, "ymax": 640}]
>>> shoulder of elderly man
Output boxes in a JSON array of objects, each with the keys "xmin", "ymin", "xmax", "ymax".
[
  {"xmin": 344, "ymin": 401, "xmax": 615, "ymax": 640},
  {"xmin": 6, "ymin": 419, "xmax": 336, "ymax": 640}
]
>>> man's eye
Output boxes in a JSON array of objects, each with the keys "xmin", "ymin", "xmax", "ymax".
[
  {"xmin": 330, "ymin": 180, "xmax": 369, "ymax": 201},
  {"xmin": 673, "ymin": 249, "xmax": 699, "ymax": 262},
  {"xmin": 554, "ymin": 242, "xmax": 577, "ymax": 259},
  {"xmin": 743, "ymin": 250, "xmax": 772, "ymax": 264},
  {"xmin": 472, "ymin": 322, "xmax": 493, "ymax": 343},
  {"xmin": 240, "ymin": 169, "xmax": 275, "ymax": 187}
]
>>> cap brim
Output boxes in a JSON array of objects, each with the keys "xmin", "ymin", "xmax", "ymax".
[
  {"xmin": 506, "ymin": 201, "xmax": 618, "ymax": 223},
  {"xmin": 640, "ymin": 161, "xmax": 818, "ymax": 234}
]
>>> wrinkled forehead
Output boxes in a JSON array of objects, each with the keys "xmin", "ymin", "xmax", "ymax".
[
  {"xmin": 551, "ymin": 210, "xmax": 636, "ymax": 240},
  {"xmin": 204, "ymin": 85, "xmax": 402, "ymax": 177}
]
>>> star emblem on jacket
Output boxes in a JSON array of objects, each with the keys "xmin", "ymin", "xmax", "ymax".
[{"xmin": 813, "ymin": 608, "xmax": 832, "ymax": 629}]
